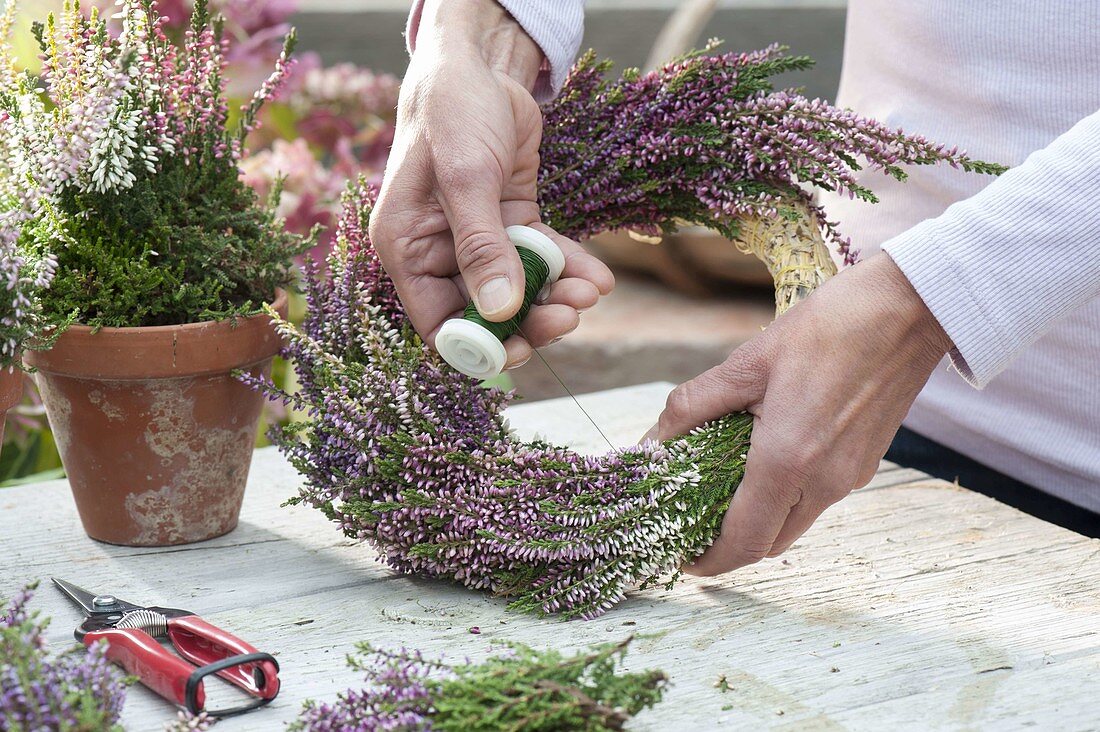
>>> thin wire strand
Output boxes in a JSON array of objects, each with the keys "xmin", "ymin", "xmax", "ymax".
[{"xmin": 519, "ymin": 326, "xmax": 616, "ymax": 452}]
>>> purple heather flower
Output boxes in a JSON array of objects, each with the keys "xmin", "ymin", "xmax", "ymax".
[
  {"xmin": 1, "ymin": 585, "xmax": 127, "ymax": 731},
  {"xmin": 537, "ymin": 43, "xmax": 1004, "ymax": 264}
]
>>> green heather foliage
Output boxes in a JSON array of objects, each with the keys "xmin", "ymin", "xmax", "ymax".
[{"xmin": 45, "ymin": 156, "xmax": 305, "ymax": 327}]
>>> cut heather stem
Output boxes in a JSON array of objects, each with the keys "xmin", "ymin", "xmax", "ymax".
[{"xmin": 289, "ymin": 636, "xmax": 666, "ymax": 731}]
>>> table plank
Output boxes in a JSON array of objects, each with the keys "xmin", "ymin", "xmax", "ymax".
[{"xmin": 1, "ymin": 382, "xmax": 1097, "ymax": 731}]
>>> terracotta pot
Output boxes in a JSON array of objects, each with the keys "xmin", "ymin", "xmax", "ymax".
[
  {"xmin": 0, "ymin": 366, "xmax": 24, "ymax": 446},
  {"xmin": 25, "ymin": 293, "xmax": 288, "ymax": 546}
]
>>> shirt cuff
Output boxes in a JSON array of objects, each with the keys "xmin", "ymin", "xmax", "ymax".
[{"xmin": 882, "ymin": 228, "xmax": 1011, "ymax": 388}]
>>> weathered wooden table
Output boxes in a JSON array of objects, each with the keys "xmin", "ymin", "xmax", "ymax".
[{"xmin": 3, "ymin": 383, "xmax": 1098, "ymax": 731}]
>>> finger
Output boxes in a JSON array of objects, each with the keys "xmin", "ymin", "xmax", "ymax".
[
  {"xmin": 503, "ymin": 336, "xmax": 533, "ymax": 370},
  {"xmin": 528, "ymin": 223, "xmax": 615, "ymax": 295},
  {"xmin": 766, "ymin": 498, "xmax": 831, "ymax": 558},
  {"xmin": 516, "ymin": 303, "xmax": 580, "ymax": 348},
  {"xmin": 405, "ymin": 273, "xmax": 469, "ymax": 349},
  {"xmin": 537, "ymin": 277, "xmax": 600, "ymax": 311},
  {"xmin": 685, "ymin": 441, "xmax": 800, "ymax": 575},
  {"xmin": 369, "ymin": 193, "xmax": 469, "ymax": 340},
  {"xmin": 766, "ymin": 456, "xmax": 864, "ymax": 557},
  {"xmin": 436, "ymin": 167, "xmax": 525, "ymax": 322},
  {"xmin": 646, "ymin": 351, "xmax": 766, "ymax": 442}
]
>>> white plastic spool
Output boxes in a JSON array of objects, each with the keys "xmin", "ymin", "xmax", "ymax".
[{"xmin": 436, "ymin": 225, "xmax": 566, "ymax": 380}]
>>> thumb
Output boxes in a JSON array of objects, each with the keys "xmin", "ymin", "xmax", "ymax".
[
  {"xmin": 438, "ymin": 172, "xmax": 524, "ymax": 322},
  {"xmin": 645, "ymin": 353, "xmax": 766, "ymax": 442}
]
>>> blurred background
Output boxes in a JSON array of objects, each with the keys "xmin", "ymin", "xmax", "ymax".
[{"xmin": 2, "ymin": 0, "xmax": 846, "ymax": 483}]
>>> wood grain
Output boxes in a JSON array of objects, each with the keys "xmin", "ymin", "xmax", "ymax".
[{"xmin": 1, "ymin": 382, "xmax": 1096, "ymax": 731}]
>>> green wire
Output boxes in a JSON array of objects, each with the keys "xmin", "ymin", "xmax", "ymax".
[{"xmin": 463, "ymin": 247, "xmax": 550, "ymax": 342}]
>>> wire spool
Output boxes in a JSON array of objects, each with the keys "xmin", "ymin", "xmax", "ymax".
[{"xmin": 436, "ymin": 225, "xmax": 565, "ymax": 380}]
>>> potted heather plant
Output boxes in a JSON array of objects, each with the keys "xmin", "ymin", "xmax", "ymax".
[{"xmin": 1, "ymin": 0, "xmax": 306, "ymax": 546}]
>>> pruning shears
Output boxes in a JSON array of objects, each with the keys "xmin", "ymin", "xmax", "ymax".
[{"xmin": 52, "ymin": 577, "xmax": 281, "ymax": 718}]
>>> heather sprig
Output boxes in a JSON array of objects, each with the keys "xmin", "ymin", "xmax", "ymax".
[
  {"xmin": 1, "ymin": 583, "xmax": 127, "ymax": 732},
  {"xmin": 0, "ymin": 0, "xmax": 308, "ymax": 328},
  {"xmin": 253, "ymin": 183, "xmax": 753, "ymax": 620},
  {"xmin": 538, "ymin": 42, "xmax": 1005, "ymax": 264},
  {"xmin": 290, "ymin": 636, "xmax": 666, "ymax": 732}
]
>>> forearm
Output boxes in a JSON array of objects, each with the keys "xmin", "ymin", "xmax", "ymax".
[
  {"xmin": 883, "ymin": 109, "xmax": 1100, "ymax": 387},
  {"xmin": 406, "ymin": 0, "xmax": 584, "ymax": 101}
]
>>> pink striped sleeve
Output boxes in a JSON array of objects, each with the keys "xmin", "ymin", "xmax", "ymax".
[{"xmin": 882, "ymin": 109, "xmax": 1100, "ymax": 388}]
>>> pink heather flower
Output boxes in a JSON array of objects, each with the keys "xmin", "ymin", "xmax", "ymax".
[
  {"xmin": 239, "ymin": 137, "xmax": 345, "ymax": 257},
  {"xmin": 239, "ymin": 58, "xmax": 397, "ymax": 259}
]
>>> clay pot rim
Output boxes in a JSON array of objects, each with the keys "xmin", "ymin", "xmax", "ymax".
[
  {"xmin": 25, "ymin": 289, "xmax": 288, "ymax": 380},
  {"xmin": 55, "ymin": 288, "xmax": 287, "ymax": 337}
]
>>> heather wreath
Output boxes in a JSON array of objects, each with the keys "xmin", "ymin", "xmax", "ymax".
[
  {"xmin": 257, "ymin": 46, "xmax": 1003, "ymax": 620},
  {"xmin": 0, "ymin": 0, "xmax": 308, "ymax": 329},
  {"xmin": 0, "ymin": 584, "xmax": 127, "ymax": 732}
]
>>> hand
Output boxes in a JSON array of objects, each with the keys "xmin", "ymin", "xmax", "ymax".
[
  {"xmin": 370, "ymin": 0, "xmax": 614, "ymax": 368},
  {"xmin": 646, "ymin": 253, "xmax": 953, "ymax": 574}
]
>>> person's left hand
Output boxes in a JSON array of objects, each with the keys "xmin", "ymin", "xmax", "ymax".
[{"xmin": 645, "ymin": 252, "xmax": 953, "ymax": 574}]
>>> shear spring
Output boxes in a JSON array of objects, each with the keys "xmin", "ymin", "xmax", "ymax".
[{"xmin": 114, "ymin": 609, "xmax": 168, "ymax": 636}]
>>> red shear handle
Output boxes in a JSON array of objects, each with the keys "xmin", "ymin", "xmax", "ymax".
[
  {"xmin": 84, "ymin": 628, "xmax": 206, "ymax": 710},
  {"xmin": 167, "ymin": 616, "xmax": 280, "ymax": 700}
]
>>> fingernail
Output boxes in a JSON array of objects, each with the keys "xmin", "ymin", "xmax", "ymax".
[
  {"xmin": 505, "ymin": 355, "xmax": 532, "ymax": 370},
  {"xmin": 549, "ymin": 320, "xmax": 580, "ymax": 346},
  {"xmin": 477, "ymin": 277, "xmax": 512, "ymax": 316}
]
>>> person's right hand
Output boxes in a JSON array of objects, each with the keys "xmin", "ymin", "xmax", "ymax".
[{"xmin": 370, "ymin": 0, "xmax": 614, "ymax": 369}]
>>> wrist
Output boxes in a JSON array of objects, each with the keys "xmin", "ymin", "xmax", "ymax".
[
  {"xmin": 867, "ymin": 253, "xmax": 954, "ymax": 358},
  {"xmin": 417, "ymin": 0, "xmax": 544, "ymax": 90}
]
